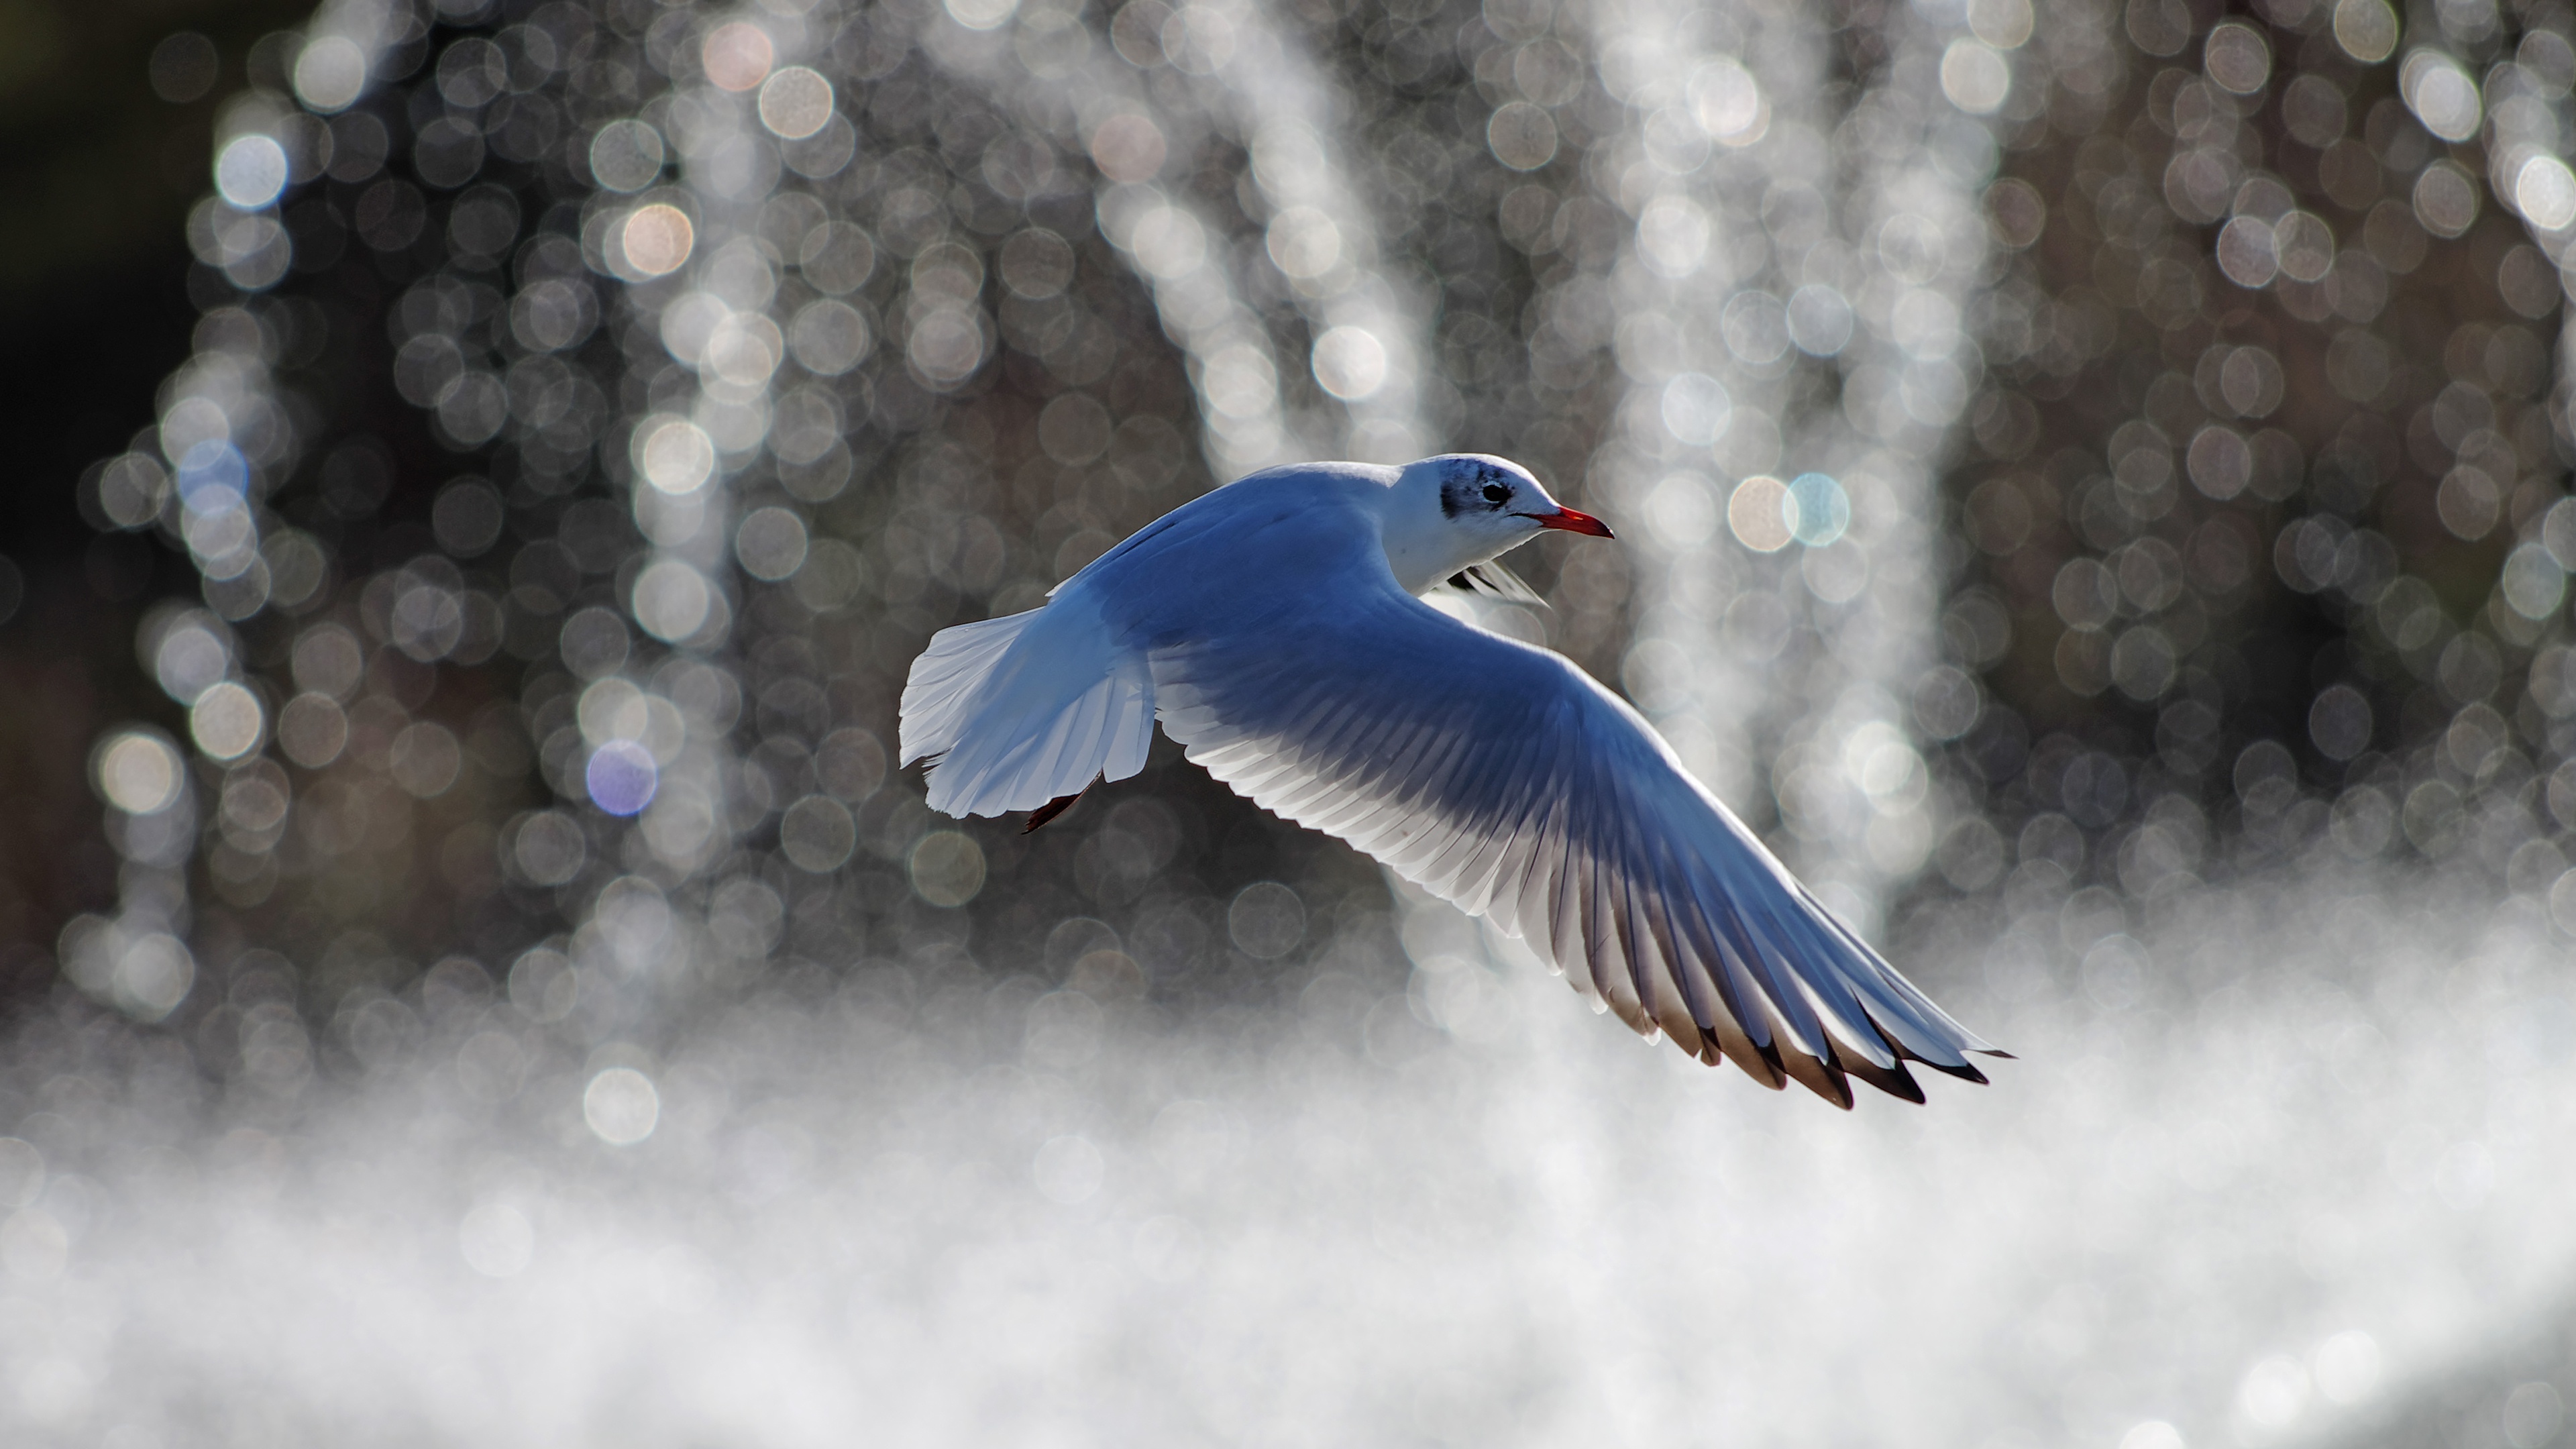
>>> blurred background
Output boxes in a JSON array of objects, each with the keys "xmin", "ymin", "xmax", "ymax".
[{"xmin": 3, "ymin": 0, "xmax": 2576, "ymax": 1442}]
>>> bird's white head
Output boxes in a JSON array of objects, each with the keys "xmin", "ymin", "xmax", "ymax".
[{"xmin": 1375, "ymin": 453, "xmax": 1614, "ymax": 594}]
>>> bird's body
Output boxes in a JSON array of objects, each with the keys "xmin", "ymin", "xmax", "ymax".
[{"xmin": 900, "ymin": 454, "xmax": 2000, "ymax": 1107}]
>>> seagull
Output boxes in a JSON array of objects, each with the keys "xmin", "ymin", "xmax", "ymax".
[{"xmin": 899, "ymin": 453, "xmax": 2002, "ymax": 1107}]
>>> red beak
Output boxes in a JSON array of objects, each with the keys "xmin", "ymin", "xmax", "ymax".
[{"xmin": 1536, "ymin": 506, "xmax": 1615, "ymax": 539}]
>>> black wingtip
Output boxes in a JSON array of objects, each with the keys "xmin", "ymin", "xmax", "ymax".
[
  {"xmin": 1749, "ymin": 1034, "xmax": 1790, "ymax": 1087},
  {"xmin": 1890, "ymin": 1034, "xmax": 2000, "ymax": 1085},
  {"xmin": 1719, "ymin": 1034, "xmax": 1788, "ymax": 1091},
  {"xmin": 1976, "ymin": 1049, "xmax": 2017, "ymax": 1060},
  {"xmin": 1843, "ymin": 1054, "xmax": 1927, "ymax": 1105},
  {"xmin": 1784, "ymin": 1045, "xmax": 1855, "ymax": 1110},
  {"xmin": 1022, "ymin": 788, "xmax": 1086, "ymax": 833}
]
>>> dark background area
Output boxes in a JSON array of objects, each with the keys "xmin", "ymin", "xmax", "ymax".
[{"xmin": 0, "ymin": 0, "xmax": 315, "ymax": 997}]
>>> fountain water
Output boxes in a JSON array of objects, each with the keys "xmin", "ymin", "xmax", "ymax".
[{"xmin": 1572, "ymin": 0, "xmax": 1999, "ymax": 934}]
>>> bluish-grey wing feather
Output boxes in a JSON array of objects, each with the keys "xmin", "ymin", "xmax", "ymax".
[{"xmin": 1150, "ymin": 586, "xmax": 1996, "ymax": 1107}]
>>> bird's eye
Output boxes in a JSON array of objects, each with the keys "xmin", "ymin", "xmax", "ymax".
[{"xmin": 1481, "ymin": 483, "xmax": 1511, "ymax": 504}]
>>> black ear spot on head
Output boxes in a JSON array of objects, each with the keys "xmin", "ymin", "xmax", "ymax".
[{"xmin": 1441, "ymin": 458, "xmax": 1521, "ymax": 517}]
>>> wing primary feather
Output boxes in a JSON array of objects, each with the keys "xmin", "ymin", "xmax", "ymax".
[
  {"xmin": 1517, "ymin": 835, "xmax": 1566, "ymax": 974},
  {"xmin": 1585, "ymin": 856, "xmax": 1648, "ymax": 1031},
  {"xmin": 1765, "ymin": 920, "xmax": 1902, "ymax": 1072},
  {"xmin": 1732, "ymin": 913, "xmax": 1831, "ymax": 1061},
  {"xmin": 1605, "ymin": 818, "xmax": 1665, "ymax": 1030},
  {"xmin": 1800, "ymin": 895, "xmax": 1994, "ymax": 1060},
  {"xmin": 1841, "ymin": 1019, "xmax": 1929, "ymax": 1102},
  {"xmin": 1665, "ymin": 889, "xmax": 1754, "ymax": 1061},
  {"xmin": 1843, "ymin": 1054, "xmax": 1928, "ymax": 1104},
  {"xmin": 1796, "ymin": 1038, "xmax": 1857, "ymax": 1110},
  {"xmin": 1742, "ymin": 1026, "xmax": 1791, "ymax": 1091},
  {"xmin": 1564, "ymin": 851, "xmax": 1602, "ymax": 996},
  {"xmin": 1701, "ymin": 892, "xmax": 1788, "ymax": 1052},
  {"xmin": 1757, "ymin": 994, "xmax": 1853, "ymax": 1108},
  {"xmin": 1550, "ymin": 853, "xmax": 1590, "ymax": 995},
  {"xmin": 1633, "ymin": 843, "xmax": 1715, "ymax": 1051},
  {"xmin": 1907, "ymin": 1051, "xmax": 1993, "ymax": 1084},
  {"xmin": 1604, "ymin": 855, "xmax": 1652, "ymax": 1028}
]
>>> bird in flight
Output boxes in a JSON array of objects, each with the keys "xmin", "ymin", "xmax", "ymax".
[{"xmin": 900, "ymin": 453, "xmax": 2002, "ymax": 1107}]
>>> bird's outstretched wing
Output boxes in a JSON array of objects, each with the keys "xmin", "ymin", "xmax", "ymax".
[{"xmin": 1150, "ymin": 584, "xmax": 1998, "ymax": 1107}]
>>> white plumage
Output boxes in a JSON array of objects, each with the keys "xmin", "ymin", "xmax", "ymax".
[{"xmin": 899, "ymin": 453, "xmax": 2002, "ymax": 1107}]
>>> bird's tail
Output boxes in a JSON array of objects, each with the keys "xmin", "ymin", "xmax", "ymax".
[{"xmin": 898, "ymin": 602, "xmax": 1155, "ymax": 818}]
